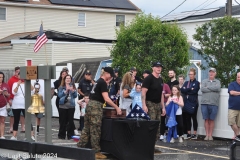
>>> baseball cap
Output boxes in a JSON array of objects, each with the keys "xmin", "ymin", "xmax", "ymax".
[
  {"xmin": 143, "ymin": 70, "xmax": 151, "ymax": 75},
  {"xmin": 85, "ymin": 70, "xmax": 91, "ymax": 75},
  {"xmin": 15, "ymin": 66, "xmax": 20, "ymax": 71},
  {"xmin": 62, "ymin": 67, "xmax": 69, "ymax": 71},
  {"xmin": 152, "ymin": 62, "xmax": 163, "ymax": 68},
  {"xmin": 114, "ymin": 68, "xmax": 119, "ymax": 73},
  {"xmin": 130, "ymin": 67, "xmax": 137, "ymax": 71},
  {"xmin": 209, "ymin": 68, "xmax": 216, "ymax": 72},
  {"xmin": 103, "ymin": 67, "xmax": 114, "ymax": 77}
]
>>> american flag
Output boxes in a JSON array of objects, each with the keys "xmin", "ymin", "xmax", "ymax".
[{"xmin": 34, "ymin": 24, "xmax": 48, "ymax": 53}]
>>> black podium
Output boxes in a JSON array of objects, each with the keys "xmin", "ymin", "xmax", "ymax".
[{"xmin": 100, "ymin": 118, "xmax": 160, "ymax": 160}]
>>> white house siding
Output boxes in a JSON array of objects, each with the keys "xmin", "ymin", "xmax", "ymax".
[
  {"xmin": 0, "ymin": 5, "xmax": 136, "ymax": 40},
  {"xmin": 0, "ymin": 42, "xmax": 112, "ymax": 69},
  {"xmin": 51, "ymin": 42, "xmax": 112, "ymax": 64},
  {"xmin": 0, "ymin": 43, "xmax": 52, "ymax": 69}
]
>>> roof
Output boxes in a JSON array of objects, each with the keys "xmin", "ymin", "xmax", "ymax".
[
  {"xmin": 0, "ymin": 30, "xmax": 115, "ymax": 43},
  {"xmin": 162, "ymin": 5, "xmax": 240, "ymax": 22},
  {"xmin": 0, "ymin": 0, "xmax": 140, "ymax": 11},
  {"xmin": 57, "ymin": 57, "xmax": 111, "ymax": 64}
]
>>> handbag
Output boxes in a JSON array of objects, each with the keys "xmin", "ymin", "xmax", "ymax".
[{"xmin": 2, "ymin": 94, "xmax": 11, "ymax": 112}]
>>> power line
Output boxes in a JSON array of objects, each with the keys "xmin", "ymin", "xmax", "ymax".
[
  {"xmin": 235, "ymin": 0, "xmax": 240, "ymax": 5},
  {"xmin": 191, "ymin": 0, "xmax": 212, "ymax": 11},
  {"xmin": 161, "ymin": 0, "xmax": 187, "ymax": 19},
  {"xmin": 188, "ymin": 0, "xmax": 218, "ymax": 17}
]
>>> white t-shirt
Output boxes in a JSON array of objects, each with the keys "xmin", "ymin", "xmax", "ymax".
[
  {"xmin": 12, "ymin": 83, "xmax": 26, "ymax": 109},
  {"xmin": 170, "ymin": 96, "xmax": 182, "ymax": 115}
]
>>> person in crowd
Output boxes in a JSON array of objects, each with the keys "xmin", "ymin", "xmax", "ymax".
[
  {"xmin": 201, "ymin": 68, "xmax": 221, "ymax": 141},
  {"xmin": 120, "ymin": 72, "xmax": 135, "ymax": 115},
  {"xmin": 166, "ymin": 85, "xmax": 184, "ymax": 143},
  {"xmin": 62, "ymin": 67, "xmax": 69, "ymax": 74},
  {"xmin": 77, "ymin": 70, "xmax": 94, "ymax": 131},
  {"xmin": 167, "ymin": 70, "xmax": 179, "ymax": 89},
  {"xmin": 142, "ymin": 61, "xmax": 166, "ymax": 153},
  {"xmin": 181, "ymin": 68, "xmax": 200, "ymax": 139},
  {"xmin": 178, "ymin": 74, "xmax": 188, "ymax": 139},
  {"xmin": 178, "ymin": 75, "xmax": 185, "ymax": 88},
  {"xmin": 0, "ymin": 72, "xmax": 10, "ymax": 139},
  {"xmin": 54, "ymin": 70, "xmax": 68, "ymax": 120},
  {"xmin": 130, "ymin": 83, "xmax": 142, "ymax": 108},
  {"xmin": 58, "ymin": 74, "xmax": 78, "ymax": 140},
  {"xmin": 77, "ymin": 67, "xmax": 122, "ymax": 159},
  {"xmin": 113, "ymin": 68, "xmax": 121, "ymax": 105},
  {"xmin": 105, "ymin": 76, "xmax": 119, "ymax": 107},
  {"xmin": 78, "ymin": 70, "xmax": 95, "ymax": 100},
  {"xmin": 228, "ymin": 72, "xmax": 240, "ymax": 141},
  {"xmin": 7, "ymin": 66, "xmax": 25, "ymax": 134},
  {"xmin": 11, "ymin": 73, "xmax": 35, "ymax": 140},
  {"xmin": 77, "ymin": 93, "xmax": 90, "ymax": 133},
  {"xmin": 142, "ymin": 70, "xmax": 151, "ymax": 79},
  {"xmin": 159, "ymin": 82, "xmax": 171, "ymax": 141},
  {"xmin": 130, "ymin": 67, "xmax": 142, "ymax": 83}
]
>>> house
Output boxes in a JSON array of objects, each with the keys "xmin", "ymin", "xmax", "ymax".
[
  {"xmin": 0, "ymin": 0, "xmax": 140, "ymax": 69},
  {"xmin": 0, "ymin": 0, "xmax": 140, "ymax": 40},
  {"xmin": 161, "ymin": 5, "xmax": 240, "ymax": 82}
]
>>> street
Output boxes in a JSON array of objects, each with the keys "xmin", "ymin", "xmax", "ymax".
[{"xmin": 1, "ymin": 116, "xmax": 232, "ymax": 160}]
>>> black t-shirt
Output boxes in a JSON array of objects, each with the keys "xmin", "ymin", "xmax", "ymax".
[
  {"xmin": 142, "ymin": 74, "xmax": 163, "ymax": 103},
  {"xmin": 114, "ymin": 77, "xmax": 122, "ymax": 90},
  {"xmin": 167, "ymin": 79, "xmax": 179, "ymax": 90},
  {"xmin": 78, "ymin": 78, "xmax": 93, "ymax": 98},
  {"xmin": 90, "ymin": 78, "xmax": 108, "ymax": 103}
]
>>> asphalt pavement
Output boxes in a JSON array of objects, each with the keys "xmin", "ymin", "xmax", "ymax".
[{"xmin": 1, "ymin": 116, "xmax": 233, "ymax": 160}]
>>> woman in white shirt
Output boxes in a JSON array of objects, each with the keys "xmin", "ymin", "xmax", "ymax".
[{"xmin": 11, "ymin": 73, "xmax": 35, "ymax": 140}]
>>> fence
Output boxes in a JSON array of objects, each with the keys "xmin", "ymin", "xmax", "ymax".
[{"xmin": 1, "ymin": 69, "xmax": 14, "ymax": 82}]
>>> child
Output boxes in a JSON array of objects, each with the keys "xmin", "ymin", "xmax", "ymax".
[
  {"xmin": 77, "ymin": 93, "xmax": 90, "ymax": 133},
  {"xmin": 166, "ymin": 85, "xmax": 184, "ymax": 143},
  {"xmin": 130, "ymin": 83, "xmax": 142, "ymax": 108}
]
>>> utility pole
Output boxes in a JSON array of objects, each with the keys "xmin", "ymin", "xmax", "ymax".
[{"xmin": 226, "ymin": 0, "xmax": 232, "ymax": 16}]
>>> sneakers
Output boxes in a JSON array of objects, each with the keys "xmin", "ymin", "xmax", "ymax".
[
  {"xmin": 74, "ymin": 129, "xmax": 80, "ymax": 136},
  {"xmin": 179, "ymin": 137, "xmax": 183, "ymax": 143},
  {"xmin": 95, "ymin": 152, "xmax": 107, "ymax": 159},
  {"xmin": 36, "ymin": 132, "xmax": 39, "ymax": 136},
  {"xmin": 10, "ymin": 136, "xmax": 17, "ymax": 140},
  {"xmin": 235, "ymin": 135, "xmax": 240, "ymax": 141},
  {"xmin": 170, "ymin": 138, "xmax": 175, "ymax": 143},
  {"xmin": 183, "ymin": 134, "xmax": 188, "ymax": 140},
  {"xmin": 191, "ymin": 134, "xmax": 197, "ymax": 140},
  {"xmin": 159, "ymin": 135, "xmax": 164, "ymax": 140},
  {"xmin": 31, "ymin": 136, "xmax": 35, "ymax": 141},
  {"xmin": 0, "ymin": 136, "xmax": 5, "ymax": 139},
  {"xmin": 208, "ymin": 136, "xmax": 213, "ymax": 141},
  {"xmin": 187, "ymin": 134, "xmax": 191, "ymax": 139},
  {"xmin": 204, "ymin": 136, "xmax": 209, "ymax": 140}
]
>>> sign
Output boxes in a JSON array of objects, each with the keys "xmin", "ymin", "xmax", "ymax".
[{"xmin": 26, "ymin": 66, "xmax": 38, "ymax": 80}]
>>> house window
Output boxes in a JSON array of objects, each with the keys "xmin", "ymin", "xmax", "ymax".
[
  {"xmin": 116, "ymin": 15, "xmax": 125, "ymax": 26},
  {"xmin": 0, "ymin": 8, "xmax": 6, "ymax": 20},
  {"xmin": 78, "ymin": 13, "xmax": 86, "ymax": 27}
]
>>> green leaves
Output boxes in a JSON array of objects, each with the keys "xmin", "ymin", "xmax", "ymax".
[
  {"xmin": 193, "ymin": 16, "xmax": 240, "ymax": 87},
  {"xmin": 110, "ymin": 13, "xmax": 190, "ymax": 80}
]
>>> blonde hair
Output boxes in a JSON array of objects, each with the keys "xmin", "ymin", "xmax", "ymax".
[
  {"xmin": 121, "ymin": 72, "xmax": 134, "ymax": 90},
  {"xmin": 189, "ymin": 68, "xmax": 196, "ymax": 75}
]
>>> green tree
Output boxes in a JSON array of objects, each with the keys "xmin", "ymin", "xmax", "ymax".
[
  {"xmin": 110, "ymin": 13, "xmax": 189, "ymax": 80},
  {"xmin": 193, "ymin": 16, "xmax": 240, "ymax": 87}
]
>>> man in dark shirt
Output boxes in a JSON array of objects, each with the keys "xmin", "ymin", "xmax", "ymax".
[
  {"xmin": 78, "ymin": 70, "xmax": 95, "ymax": 100},
  {"xmin": 143, "ymin": 70, "xmax": 151, "ymax": 79},
  {"xmin": 167, "ymin": 69, "xmax": 179, "ymax": 89},
  {"xmin": 142, "ymin": 61, "xmax": 166, "ymax": 153}
]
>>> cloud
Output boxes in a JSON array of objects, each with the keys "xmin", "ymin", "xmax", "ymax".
[{"xmin": 130, "ymin": 0, "xmax": 237, "ymax": 17}]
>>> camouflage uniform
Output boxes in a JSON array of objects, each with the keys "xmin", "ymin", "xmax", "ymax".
[
  {"xmin": 77, "ymin": 100, "xmax": 103, "ymax": 152},
  {"xmin": 146, "ymin": 101, "xmax": 161, "ymax": 140}
]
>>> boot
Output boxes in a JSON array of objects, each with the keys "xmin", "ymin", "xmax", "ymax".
[{"xmin": 95, "ymin": 152, "xmax": 107, "ymax": 159}]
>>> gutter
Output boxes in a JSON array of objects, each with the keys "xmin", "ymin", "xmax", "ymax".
[
  {"xmin": 176, "ymin": 14, "xmax": 240, "ymax": 24},
  {"xmin": 0, "ymin": 2, "xmax": 140, "ymax": 14}
]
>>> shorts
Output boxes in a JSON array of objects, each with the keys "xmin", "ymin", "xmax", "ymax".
[
  {"xmin": 0, "ymin": 106, "xmax": 8, "ymax": 117},
  {"xmin": 228, "ymin": 109, "xmax": 240, "ymax": 127},
  {"xmin": 201, "ymin": 104, "xmax": 218, "ymax": 120},
  {"xmin": 8, "ymin": 109, "xmax": 24, "ymax": 117}
]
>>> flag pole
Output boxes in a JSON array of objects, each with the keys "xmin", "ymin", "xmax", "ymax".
[{"xmin": 41, "ymin": 21, "xmax": 48, "ymax": 65}]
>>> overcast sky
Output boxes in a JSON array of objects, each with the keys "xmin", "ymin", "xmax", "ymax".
[{"xmin": 130, "ymin": 0, "xmax": 238, "ymax": 17}]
